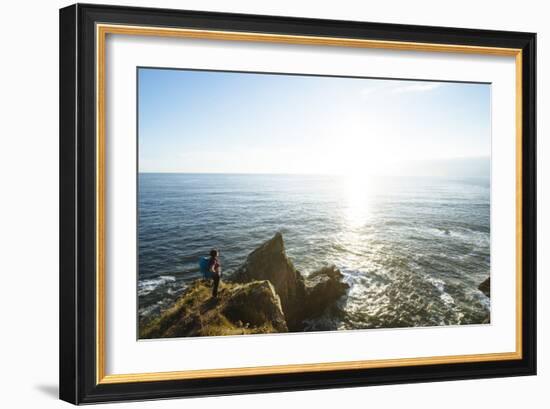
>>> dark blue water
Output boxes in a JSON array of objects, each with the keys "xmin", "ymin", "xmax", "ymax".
[{"xmin": 138, "ymin": 173, "xmax": 490, "ymax": 328}]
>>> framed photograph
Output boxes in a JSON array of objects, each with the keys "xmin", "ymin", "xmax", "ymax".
[{"xmin": 59, "ymin": 3, "xmax": 536, "ymax": 404}]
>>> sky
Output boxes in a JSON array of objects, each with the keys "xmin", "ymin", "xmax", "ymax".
[{"xmin": 138, "ymin": 68, "xmax": 491, "ymax": 176}]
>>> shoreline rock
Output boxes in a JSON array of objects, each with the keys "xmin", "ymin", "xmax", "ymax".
[
  {"xmin": 232, "ymin": 233, "xmax": 349, "ymax": 330},
  {"xmin": 303, "ymin": 265, "xmax": 349, "ymax": 319},
  {"xmin": 478, "ymin": 277, "xmax": 490, "ymax": 297}
]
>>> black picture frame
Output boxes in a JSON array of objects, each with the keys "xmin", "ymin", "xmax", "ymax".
[{"xmin": 60, "ymin": 3, "xmax": 536, "ymax": 404}]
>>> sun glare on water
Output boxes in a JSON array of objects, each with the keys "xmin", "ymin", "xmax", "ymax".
[
  {"xmin": 334, "ymin": 122, "xmax": 384, "ymax": 229},
  {"xmin": 342, "ymin": 172, "xmax": 376, "ymax": 229}
]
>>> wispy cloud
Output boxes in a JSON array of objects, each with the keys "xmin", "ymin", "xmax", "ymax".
[
  {"xmin": 360, "ymin": 82, "xmax": 444, "ymax": 99},
  {"xmin": 390, "ymin": 82, "xmax": 443, "ymax": 94},
  {"xmin": 360, "ymin": 84, "xmax": 392, "ymax": 97}
]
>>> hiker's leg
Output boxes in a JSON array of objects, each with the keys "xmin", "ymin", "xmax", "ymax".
[
  {"xmin": 212, "ymin": 273, "xmax": 220, "ymax": 297},
  {"xmin": 212, "ymin": 275, "xmax": 219, "ymax": 297}
]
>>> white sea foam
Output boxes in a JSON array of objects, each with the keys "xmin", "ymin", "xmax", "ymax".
[
  {"xmin": 426, "ymin": 276, "xmax": 455, "ymax": 306},
  {"xmin": 138, "ymin": 275, "xmax": 177, "ymax": 296}
]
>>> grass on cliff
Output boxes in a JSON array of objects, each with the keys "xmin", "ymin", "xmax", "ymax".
[{"xmin": 139, "ymin": 280, "xmax": 282, "ymax": 339}]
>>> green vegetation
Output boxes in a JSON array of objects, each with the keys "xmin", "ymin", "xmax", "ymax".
[{"xmin": 139, "ymin": 279, "xmax": 288, "ymax": 339}]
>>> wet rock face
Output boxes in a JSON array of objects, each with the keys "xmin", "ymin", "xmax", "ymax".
[
  {"xmin": 478, "ymin": 277, "xmax": 490, "ymax": 297},
  {"xmin": 303, "ymin": 265, "xmax": 350, "ymax": 319}
]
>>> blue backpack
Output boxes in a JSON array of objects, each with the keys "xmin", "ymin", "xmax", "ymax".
[{"xmin": 199, "ymin": 257, "xmax": 213, "ymax": 279}]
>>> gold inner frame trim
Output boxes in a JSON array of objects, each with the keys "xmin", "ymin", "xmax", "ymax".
[{"xmin": 95, "ymin": 23, "xmax": 523, "ymax": 385}]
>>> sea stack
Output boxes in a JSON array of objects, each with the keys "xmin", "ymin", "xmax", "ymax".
[
  {"xmin": 232, "ymin": 233, "xmax": 349, "ymax": 330},
  {"xmin": 478, "ymin": 277, "xmax": 490, "ymax": 297}
]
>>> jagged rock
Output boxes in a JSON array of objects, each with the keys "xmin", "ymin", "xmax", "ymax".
[
  {"xmin": 303, "ymin": 265, "xmax": 349, "ymax": 318},
  {"xmin": 139, "ymin": 279, "xmax": 287, "ymax": 339},
  {"xmin": 231, "ymin": 233, "xmax": 349, "ymax": 330},
  {"xmin": 231, "ymin": 232, "xmax": 306, "ymax": 328},
  {"xmin": 478, "ymin": 277, "xmax": 490, "ymax": 297}
]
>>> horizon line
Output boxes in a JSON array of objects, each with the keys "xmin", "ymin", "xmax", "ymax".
[
  {"xmin": 138, "ymin": 171, "xmax": 490, "ymax": 177},
  {"xmin": 138, "ymin": 155, "xmax": 490, "ymax": 176}
]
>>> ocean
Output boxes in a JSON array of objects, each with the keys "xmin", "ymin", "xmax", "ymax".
[{"xmin": 138, "ymin": 173, "xmax": 490, "ymax": 329}]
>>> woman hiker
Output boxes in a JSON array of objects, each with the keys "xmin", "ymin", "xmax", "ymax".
[{"xmin": 208, "ymin": 249, "xmax": 221, "ymax": 298}]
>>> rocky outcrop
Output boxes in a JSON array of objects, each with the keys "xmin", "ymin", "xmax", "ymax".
[
  {"xmin": 303, "ymin": 265, "xmax": 349, "ymax": 319},
  {"xmin": 478, "ymin": 277, "xmax": 490, "ymax": 297},
  {"xmin": 141, "ymin": 233, "xmax": 350, "ymax": 338},
  {"xmin": 231, "ymin": 232, "xmax": 307, "ymax": 328},
  {"xmin": 140, "ymin": 279, "xmax": 287, "ymax": 339},
  {"xmin": 222, "ymin": 280, "xmax": 288, "ymax": 332},
  {"xmin": 232, "ymin": 233, "xmax": 349, "ymax": 330}
]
